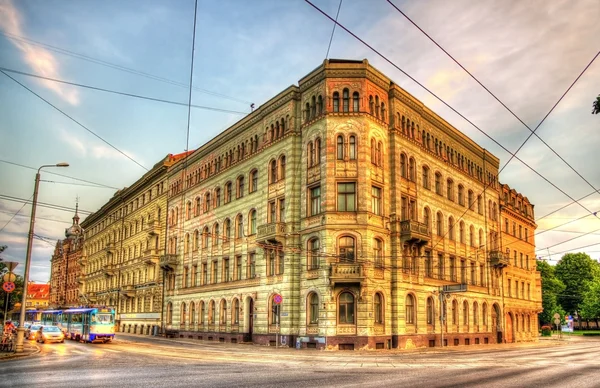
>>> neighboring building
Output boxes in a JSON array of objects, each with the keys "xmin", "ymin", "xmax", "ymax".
[
  {"xmin": 499, "ymin": 183, "xmax": 542, "ymax": 342},
  {"xmin": 26, "ymin": 282, "xmax": 50, "ymax": 310},
  {"xmin": 161, "ymin": 58, "xmax": 541, "ymax": 350},
  {"xmin": 49, "ymin": 205, "xmax": 84, "ymax": 308},
  {"xmin": 80, "ymin": 153, "xmax": 184, "ymax": 335}
]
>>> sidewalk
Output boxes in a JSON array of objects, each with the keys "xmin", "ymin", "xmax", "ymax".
[{"xmin": 0, "ymin": 341, "xmax": 39, "ymax": 361}]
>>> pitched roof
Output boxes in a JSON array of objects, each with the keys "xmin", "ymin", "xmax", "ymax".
[{"xmin": 27, "ymin": 283, "xmax": 50, "ymax": 299}]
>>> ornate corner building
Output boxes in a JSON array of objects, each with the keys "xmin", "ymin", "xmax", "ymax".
[
  {"xmin": 79, "ymin": 153, "xmax": 185, "ymax": 336},
  {"xmin": 49, "ymin": 205, "xmax": 84, "ymax": 308},
  {"xmin": 159, "ymin": 59, "xmax": 540, "ymax": 350}
]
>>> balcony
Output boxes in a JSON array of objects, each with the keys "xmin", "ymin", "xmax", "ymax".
[
  {"xmin": 102, "ymin": 264, "xmax": 115, "ymax": 277},
  {"xmin": 399, "ymin": 220, "xmax": 431, "ymax": 245},
  {"xmin": 489, "ymin": 250, "xmax": 509, "ymax": 267},
  {"xmin": 78, "ymin": 256, "xmax": 87, "ymax": 266},
  {"xmin": 257, "ymin": 222, "xmax": 287, "ymax": 243},
  {"xmin": 121, "ymin": 284, "xmax": 135, "ymax": 298},
  {"xmin": 105, "ymin": 242, "xmax": 116, "ymax": 254},
  {"xmin": 143, "ymin": 248, "xmax": 160, "ymax": 265},
  {"xmin": 145, "ymin": 219, "xmax": 161, "ymax": 235},
  {"xmin": 329, "ymin": 263, "xmax": 365, "ymax": 286},
  {"xmin": 160, "ymin": 254, "xmax": 178, "ymax": 271}
]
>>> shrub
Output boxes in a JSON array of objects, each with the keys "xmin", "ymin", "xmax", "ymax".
[{"xmin": 541, "ymin": 325, "xmax": 552, "ymax": 337}]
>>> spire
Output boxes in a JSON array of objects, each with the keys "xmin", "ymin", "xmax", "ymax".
[
  {"xmin": 73, "ymin": 196, "xmax": 80, "ymax": 225},
  {"xmin": 65, "ymin": 197, "xmax": 83, "ymax": 239}
]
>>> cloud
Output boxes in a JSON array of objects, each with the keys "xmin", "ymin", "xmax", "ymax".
[
  {"xmin": 57, "ymin": 127, "xmax": 143, "ymax": 164},
  {"xmin": 0, "ymin": 0, "xmax": 79, "ymax": 105}
]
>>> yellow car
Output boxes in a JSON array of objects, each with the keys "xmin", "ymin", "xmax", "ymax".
[{"xmin": 35, "ymin": 326, "xmax": 65, "ymax": 344}]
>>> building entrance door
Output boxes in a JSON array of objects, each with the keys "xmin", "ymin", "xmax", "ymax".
[
  {"xmin": 247, "ymin": 298, "xmax": 254, "ymax": 342},
  {"xmin": 505, "ymin": 313, "xmax": 514, "ymax": 343}
]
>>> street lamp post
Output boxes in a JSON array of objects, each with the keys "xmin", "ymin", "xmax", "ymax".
[{"xmin": 15, "ymin": 163, "xmax": 69, "ymax": 353}]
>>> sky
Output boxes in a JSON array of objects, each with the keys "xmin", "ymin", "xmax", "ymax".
[{"xmin": 0, "ymin": 0, "xmax": 599, "ymax": 284}]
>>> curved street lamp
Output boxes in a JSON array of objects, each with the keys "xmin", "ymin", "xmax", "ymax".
[{"xmin": 15, "ymin": 163, "xmax": 69, "ymax": 353}]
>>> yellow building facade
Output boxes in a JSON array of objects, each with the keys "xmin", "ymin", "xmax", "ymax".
[
  {"xmin": 162, "ymin": 59, "xmax": 541, "ymax": 349},
  {"xmin": 80, "ymin": 154, "xmax": 183, "ymax": 335}
]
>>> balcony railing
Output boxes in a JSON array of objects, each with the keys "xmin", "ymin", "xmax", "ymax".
[
  {"xmin": 257, "ymin": 222, "xmax": 287, "ymax": 242},
  {"xmin": 144, "ymin": 248, "xmax": 160, "ymax": 265},
  {"xmin": 489, "ymin": 250, "xmax": 509, "ymax": 267},
  {"xmin": 145, "ymin": 219, "xmax": 161, "ymax": 235},
  {"xmin": 329, "ymin": 263, "xmax": 365, "ymax": 286},
  {"xmin": 160, "ymin": 254, "xmax": 179, "ymax": 271},
  {"xmin": 399, "ymin": 220, "xmax": 431, "ymax": 245}
]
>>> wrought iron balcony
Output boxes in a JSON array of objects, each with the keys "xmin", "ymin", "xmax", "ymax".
[
  {"xmin": 400, "ymin": 220, "xmax": 431, "ymax": 245},
  {"xmin": 145, "ymin": 219, "xmax": 161, "ymax": 235},
  {"xmin": 489, "ymin": 250, "xmax": 509, "ymax": 267},
  {"xmin": 329, "ymin": 263, "xmax": 365, "ymax": 286},
  {"xmin": 257, "ymin": 222, "xmax": 287, "ymax": 242},
  {"xmin": 160, "ymin": 254, "xmax": 179, "ymax": 271}
]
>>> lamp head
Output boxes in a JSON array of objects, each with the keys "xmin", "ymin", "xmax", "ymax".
[{"xmin": 56, "ymin": 162, "xmax": 69, "ymax": 167}]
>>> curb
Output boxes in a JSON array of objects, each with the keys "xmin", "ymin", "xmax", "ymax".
[{"xmin": 0, "ymin": 343, "xmax": 41, "ymax": 361}]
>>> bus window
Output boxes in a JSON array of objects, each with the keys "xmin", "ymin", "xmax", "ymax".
[{"xmin": 96, "ymin": 314, "xmax": 114, "ymax": 324}]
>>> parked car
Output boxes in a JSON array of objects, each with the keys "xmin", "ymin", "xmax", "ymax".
[
  {"xmin": 25, "ymin": 324, "xmax": 42, "ymax": 340},
  {"xmin": 36, "ymin": 326, "xmax": 65, "ymax": 344}
]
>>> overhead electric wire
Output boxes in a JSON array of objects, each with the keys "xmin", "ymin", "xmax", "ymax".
[
  {"xmin": 537, "ymin": 242, "xmax": 600, "ymax": 260},
  {"xmin": 325, "ymin": 0, "xmax": 343, "ymax": 59},
  {"xmin": 0, "ymin": 30, "xmax": 254, "ymax": 106},
  {"xmin": 0, "ymin": 194, "xmax": 93, "ymax": 215},
  {"xmin": 386, "ymin": 0, "xmax": 600, "ymax": 210},
  {"xmin": 0, "ymin": 159, "xmax": 120, "ymax": 190},
  {"xmin": 535, "ymin": 226, "xmax": 600, "ymax": 252},
  {"xmin": 0, "ymin": 194, "xmax": 32, "ymax": 234},
  {"xmin": 305, "ymin": 0, "xmax": 600, "ymax": 255},
  {"xmin": 39, "ymin": 179, "xmax": 115, "ymax": 189},
  {"xmin": 0, "ymin": 209, "xmax": 72, "ymax": 225},
  {"xmin": 1, "ymin": 70, "xmax": 148, "ymax": 172},
  {"xmin": 0, "ymin": 67, "xmax": 249, "ymax": 115}
]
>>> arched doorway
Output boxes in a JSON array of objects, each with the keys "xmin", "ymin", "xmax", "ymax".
[
  {"xmin": 492, "ymin": 303, "xmax": 502, "ymax": 343},
  {"xmin": 244, "ymin": 297, "xmax": 254, "ymax": 342},
  {"xmin": 505, "ymin": 312, "xmax": 514, "ymax": 343}
]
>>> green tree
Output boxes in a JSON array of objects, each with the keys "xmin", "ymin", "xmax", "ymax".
[
  {"xmin": 537, "ymin": 259, "xmax": 566, "ymax": 325},
  {"xmin": 593, "ymin": 94, "xmax": 600, "ymax": 114},
  {"xmin": 579, "ymin": 278, "xmax": 600, "ymax": 319},
  {"xmin": 0, "ymin": 261, "xmax": 25, "ymax": 321},
  {"xmin": 554, "ymin": 253, "xmax": 600, "ymax": 314}
]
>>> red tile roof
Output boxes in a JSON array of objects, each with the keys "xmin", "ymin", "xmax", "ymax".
[{"xmin": 27, "ymin": 283, "xmax": 50, "ymax": 299}]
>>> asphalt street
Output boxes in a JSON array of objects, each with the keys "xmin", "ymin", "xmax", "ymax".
[{"xmin": 1, "ymin": 335, "xmax": 598, "ymax": 387}]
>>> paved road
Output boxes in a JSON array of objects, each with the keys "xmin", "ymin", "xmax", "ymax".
[{"xmin": 1, "ymin": 335, "xmax": 599, "ymax": 387}]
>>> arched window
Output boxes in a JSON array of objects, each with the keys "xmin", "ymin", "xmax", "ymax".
[
  {"xmin": 333, "ymin": 92, "xmax": 340, "ymax": 112},
  {"xmin": 459, "ymin": 221, "xmax": 465, "ymax": 244},
  {"xmin": 482, "ymin": 303, "xmax": 488, "ymax": 326},
  {"xmin": 190, "ymin": 302, "xmax": 196, "ymax": 326},
  {"xmin": 377, "ymin": 142, "xmax": 383, "ymax": 166},
  {"xmin": 422, "ymin": 166, "xmax": 430, "ymax": 189},
  {"xmin": 352, "ymin": 91, "xmax": 359, "ymax": 112},
  {"xmin": 311, "ymin": 95, "xmax": 316, "ymax": 119},
  {"xmin": 232, "ymin": 298, "xmax": 240, "ymax": 325},
  {"xmin": 405, "ymin": 294, "xmax": 415, "ymax": 324},
  {"xmin": 339, "ymin": 236, "xmax": 355, "ymax": 263},
  {"xmin": 308, "ymin": 293, "xmax": 319, "ymax": 324},
  {"xmin": 426, "ymin": 297, "xmax": 434, "ymax": 324},
  {"xmin": 369, "ymin": 95, "xmax": 374, "ymax": 115},
  {"xmin": 308, "ymin": 238, "xmax": 320, "ymax": 270},
  {"xmin": 308, "ymin": 141, "xmax": 314, "ymax": 167},
  {"xmin": 250, "ymin": 170, "xmax": 258, "ymax": 193},
  {"xmin": 209, "ymin": 300, "xmax": 215, "ymax": 324},
  {"xmin": 236, "ymin": 176, "xmax": 244, "ymax": 199},
  {"xmin": 381, "ymin": 102, "xmax": 386, "ymax": 121},
  {"xmin": 373, "ymin": 238, "xmax": 383, "ymax": 268},
  {"xmin": 235, "ymin": 215, "xmax": 243, "ymax": 239},
  {"xmin": 451, "ymin": 300, "xmax": 458, "ymax": 325},
  {"xmin": 166, "ymin": 302, "xmax": 172, "ymax": 324},
  {"xmin": 371, "ymin": 138, "xmax": 376, "ymax": 164},
  {"xmin": 338, "ymin": 292, "xmax": 355, "ymax": 324},
  {"xmin": 342, "ymin": 88, "xmax": 349, "ymax": 112},
  {"xmin": 473, "ymin": 302, "xmax": 479, "ymax": 326},
  {"xmin": 469, "ymin": 225, "xmax": 475, "ymax": 247},
  {"xmin": 424, "ymin": 207, "xmax": 431, "ymax": 232},
  {"xmin": 220, "ymin": 299, "xmax": 227, "ymax": 325},
  {"xmin": 184, "ymin": 233, "xmax": 190, "ymax": 254},
  {"xmin": 436, "ymin": 212, "xmax": 443, "ymax": 236},
  {"xmin": 186, "ymin": 201, "xmax": 192, "ymax": 220},
  {"xmin": 400, "ymin": 153, "xmax": 407, "ymax": 178},
  {"xmin": 249, "ymin": 209, "xmax": 257, "ymax": 235},
  {"xmin": 458, "ymin": 185, "xmax": 465, "ymax": 206},
  {"xmin": 435, "ymin": 173, "xmax": 442, "ymax": 195},
  {"xmin": 180, "ymin": 302, "xmax": 187, "ymax": 325},
  {"xmin": 315, "ymin": 138, "xmax": 321, "ymax": 164},
  {"xmin": 304, "ymin": 103, "xmax": 310, "ymax": 123},
  {"xmin": 448, "ymin": 217, "xmax": 455, "ymax": 240},
  {"xmin": 349, "ymin": 136, "xmax": 356, "ymax": 160},
  {"xmin": 468, "ymin": 190, "xmax": 474, "ymax": 210},
  {"xmin": 202, "ymin": 227, "xmax": 209, "ymax": 250},
  {"xmin": 224, "ymin": 219, "xmax": 231, "ymax": 242},
  {"xmin": 204, "ymin": 192, "xmax": 211, "ymax": 212},
  {"xmin": 409, "ymin": 158, "xmax": 416, "ymax": 181},
  {"xmin": 447, "ymin": 179, "xmax": 454, "ymax": 201},
  {"xmin": 270, "ymin": 295, "xmax": 280, "ymax": 325},
  {"xmin": 225, "ymin": 182, "xmax": 232, "ymax": 203},
  {"xmin": 336, "ymin": 135, "xmax": 344, "ymax": 160},
  {"xmin": 317, "ymin": 95, "xmax": 323, "ymax": 115},
  {"xmin": 463, "ymin": 300, "xmax": 469, "ymax": 326},
  {"xmin": 270, "ymin": 159, "xmax": 277, "ymax": 183},
  {"xmin": 374, "ymin": 293, "xmax": 383, "ymax": 324},
  {"xmin": 214, "ymin": 187, "xmax": 221, "ymax": 207},
  {"xmin": 199, "ymin": 301, "xmax": 205, "ymax": 325},
  {"xmin": 279, "ymin": 155, "xmax": 286, "ymax": 180},
  {"xmin": 479, "ymin": 229, "xmax": 484, "ymax": 248}
]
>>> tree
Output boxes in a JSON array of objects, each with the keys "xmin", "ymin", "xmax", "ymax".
[
  {"xmin": 554, "ymin": 253, "xmax": 600, "ymax": 314},
  {"xmin": 0, "ymin": 261, "xmax": 24, "ymax": 321},
  {"xmin": 579, "ymin": 278, "xmax": 600, "ymax": 319},
  {"xmin": 593, "ymin": 94, "xmax": 600, "ymax": 114},
  {"xmin": 537, "ymin": 259, "xmax": 566, "ymax": 325}
]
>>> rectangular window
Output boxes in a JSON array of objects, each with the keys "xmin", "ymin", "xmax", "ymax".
[
  {"xmin": 424, "ymin": 250, "xmax": 432, "ymax": 278},
  {"xmin": 278, "ymin": 198, "xmax": 285, "ymax": 222},
  {"xmin": 337, "ymin": 182, "xmax": 356, "ymax": 211},
  {"xmin": 269, "ymin": 201, "xmax": 276, "ymax": 223},
  {"xmin": 401, "ymin": 196, "xmax": 408, "ymax": 220},
  {"xmin": 278, "ymin": 251, "xmax": 284, "ymax": 275},
  {"xmin": 202, "ymin": 263, "xmax": 207, "ymax": 285},
  {"xmin": 508, "ymin": 279, "xmax": 512, "ymax": 297},
  {"xmin": 310, "ymin": 186, "xmax": 321, "ymax": 216},
  {"xmin": 248, "ymin": 252, "xmax": 256, "ymax": 278},
  {"xmin": 223, "ymin": 258, "xmax": 230, "ymax": 282},
  {"xmin": 526, "ymin": 255, "xmax": 529, "ymax": 270},
  {"xmin": 525, "ymin": 228, "xmax": 529, "ymax": 242},
  {"xmin": 438, "ymin": 253, "xmax": 444, "ymax": 280},
  {"xmin": 480, "ymin": 264, "xmax": 485, "ymax": 287},
  {"xmin": 192, "ymin": 264, "xmax": 197, "ymax": 287},
  {"xmin": 460, "ymin": 259, "xmax": 466, "ymax": 284},
  {"xmin": 520, "ymin": 253, "xmax": 524, "ymax": 268},
  {"xmin": 267, "ymin": 250, "xmax": 275, "ymax": 276},
  {"xmin": 371, "ymin": 186, "xmax": 381, "ymax": 215},
  {"xmin": 212, "ymin": 261, "xmax": 218, "ymax": 284},
  {"xmin": 450, "ymin": 256, "xmax": 456, "ymax": 282},
  {"xmin": 470, "ymin": 261, "xmax": 476, "ymax": 285},
  {"xmin": 235, "ymin": 255, "xmax": 242, "ymax": 280},
  {"xmin": 409, "ymin": 199, "xmax": 416, "ymax": 220}
]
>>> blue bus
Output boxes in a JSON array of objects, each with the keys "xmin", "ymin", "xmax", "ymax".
[{"xmin": 60, "ymin": 308, "xmax": 116, "ymax": 343}]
